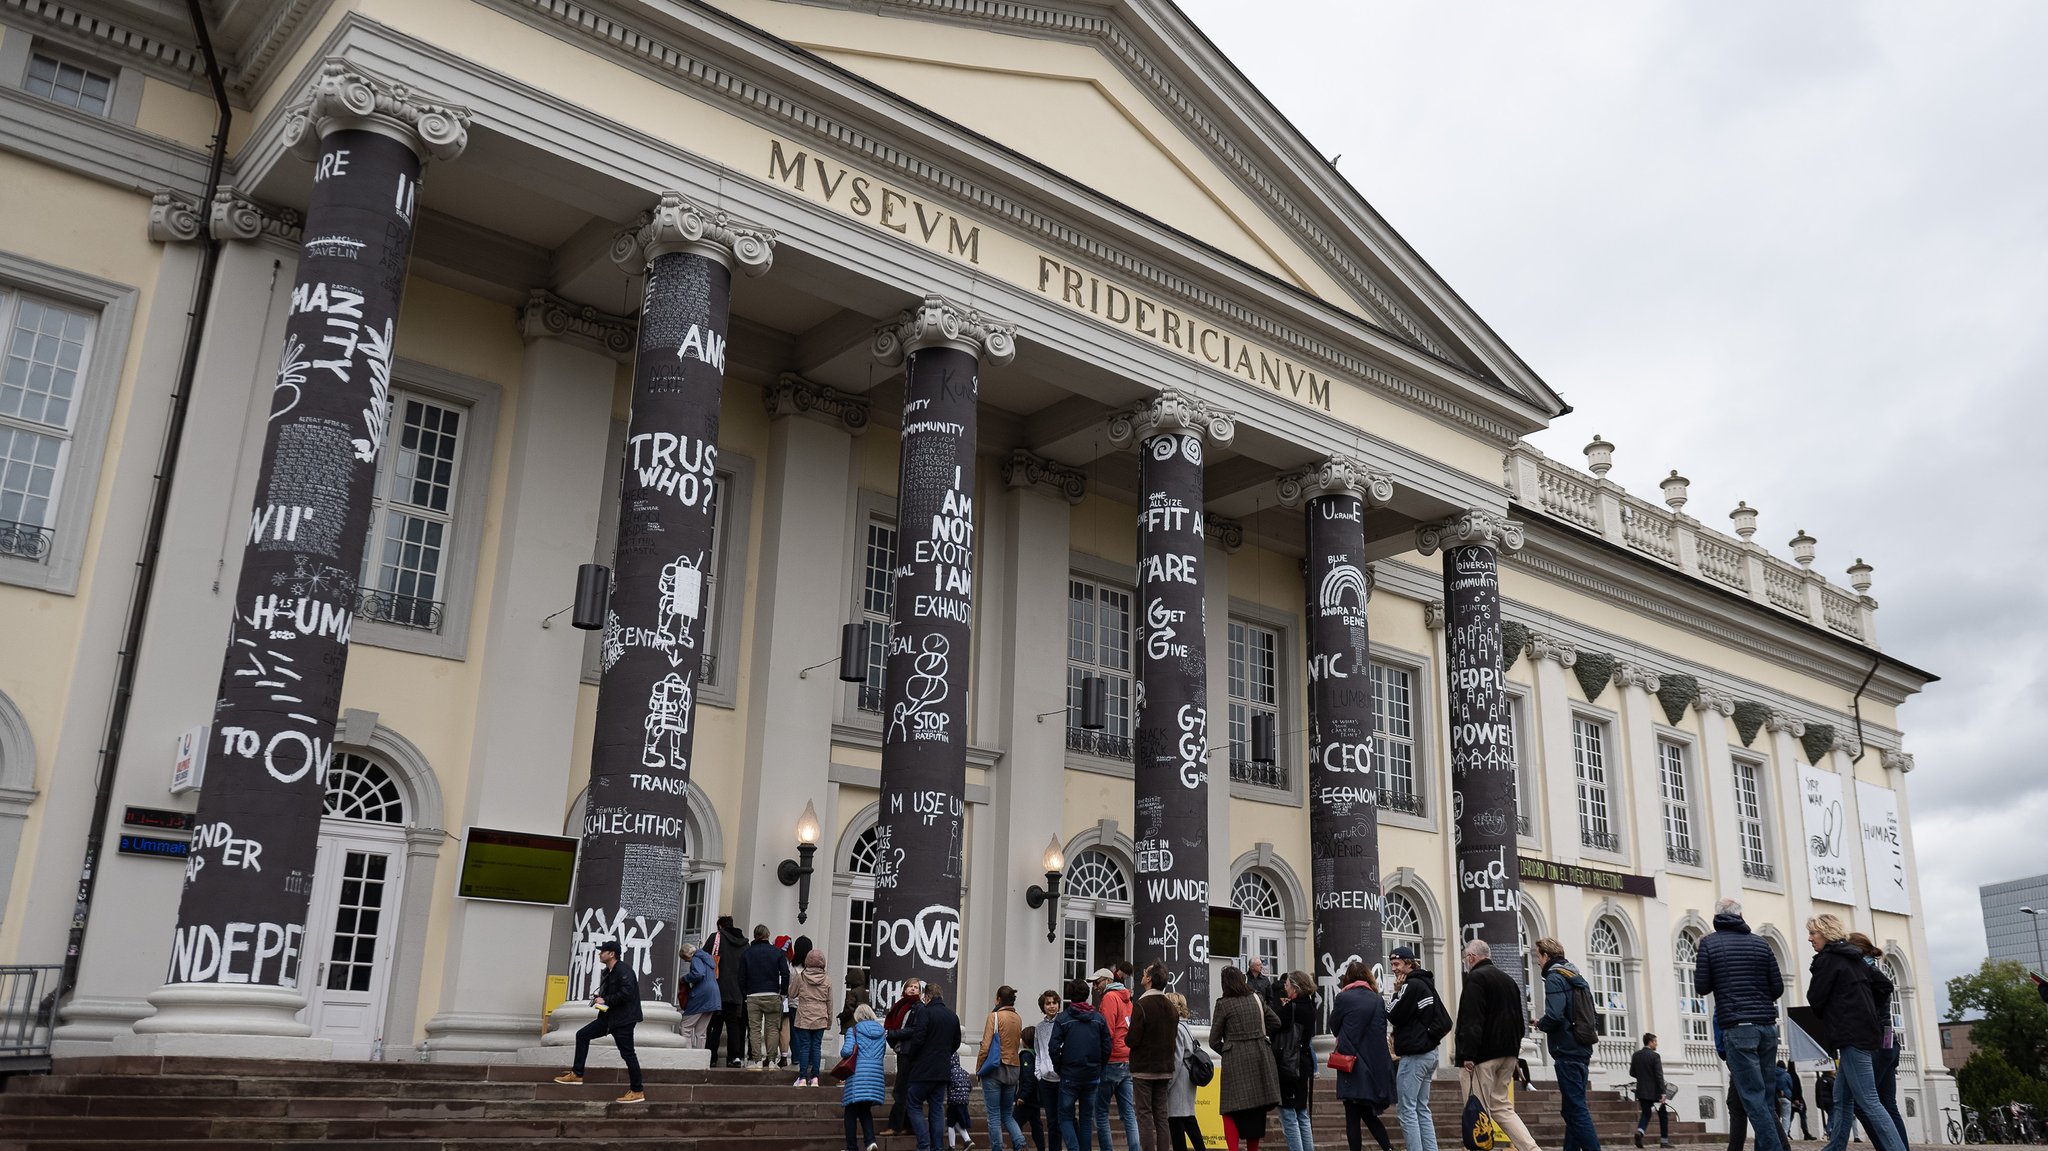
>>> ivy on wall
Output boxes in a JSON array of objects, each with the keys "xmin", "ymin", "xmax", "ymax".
[
  {"xmin": 1733, "ymin": 700, "xmax": 1769, "ymax": 747},
  {"xmin": 1502, "ymin": 620, "xmax": 1530, "ymax": 667},
  {"xmin": 1656, "ymin": 674, "xmax": 1700, "ymax": 726},
  {"xmin": 1574, "ymin": 651, "xmax": 1617, "ymax": 703},
  {"xmin": 1801, "ymin": 723, "xmax": 1837, "ymax": 765}
]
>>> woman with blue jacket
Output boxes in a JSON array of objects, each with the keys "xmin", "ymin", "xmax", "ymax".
[
  {"xmin": 679, "ymin": 940, "xmax": 721, "ymax": 1049},
  {"xmin": 841, "ymin": 1002, "xmax": 889, "ymax": 1151}
]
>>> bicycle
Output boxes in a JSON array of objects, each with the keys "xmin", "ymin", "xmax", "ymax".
[{"xmin": 1948, "ymin": 1104, "xmax": 1987, "ymax": 1145}]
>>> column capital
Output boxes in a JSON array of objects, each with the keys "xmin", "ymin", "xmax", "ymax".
[
  {"xmin": 612, "ymin": 192, "xmax": 776, "ymax": 276},
  {"xmin": 1880, "ymin": 748, "xmax": 1915, "ymax": 774},
  {"xmin": 210, "ymin": 188, "xmax": 303, "ymax": 243},
  {"xmin": 1612, "ymin": 661, "xmax": 1662, "ymax": 694},
  {"xmin": 1415, "ymin": 509, "xmax": 1525, "ymax": 557},
  {"xmin": 1831, "ymin": 729, "xmax": 1864, "ymax": 760},
  {"xmin": 1528, "ymin": 632, "xmax": 1578, "ymax": 667},
  {"xmin": 1106, "ymin": 386, "xmax": 1236, "ymax": 450},
  {"xmin": 284, "ymin": 59, "xmax": 471, "ymax": 164},
  {"xmin": 1765, "ymin": 709, "xmax": 1806, "ymax": 737},
  {"xmin": 999, "ymin": 449, "xmax": 1084, "ymax": 503},
  {"xmin": 1274, "ymin": 455, "xmax": 1393, "ymax": 508},
  {"xmin": 1203, "ymin": 514, "xmax": 1242, "ymax": 553},
  {"xmin": 873, "ymin": 293, "xmax": 1017, "ymax": 366},
  {"xmin": 763, "ymin": 373, "xmax": 870, "ymax": 435},
  {"xmin": 1693, "ymin": 686, "xmax": 1738, "ymax": 716},
  {"xmin": 519, "ymin": 290, "xmax": 636, "ymax": 362},
  {"xmin": 1424, "ymin": 599, "xmax": 1445, "ymax": 630},
  {"xmin": 148, "ymin": 192, "xmax": 201, "ymax": 243}
]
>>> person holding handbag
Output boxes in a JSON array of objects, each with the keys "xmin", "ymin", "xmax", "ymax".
[
  {"xmin": 979, "ymin": 985, "xmax": 1028, "ymax": 1151},
  {"xmin": 1273, "ymin": 971, "xmax": 1320, "ymax": 1151},
  {"xmin": 1166, "ymin": 992, "xmax": 1209, "ymax": 1151},
  {"xmin": 1327, "ymin": 960, "xmax": 1395, "ymax": 1151},
  {"xmin": 840, "ymin": 1003, "xmax": 888, "ymax": 1151},
  {"xmin": 1213, "ymin": 964, "xmax": 1282, "ymax": 1151}
]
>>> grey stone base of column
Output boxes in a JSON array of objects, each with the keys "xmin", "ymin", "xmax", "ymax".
[
  {"xmin": 51, "ymin": 994, "xmax": 153, "ymax": 1055},
  {"xmin": 118, "ymin": 984, "xmax": 332, "ymax": 1060},
  {"xmin": 419, "ymin": 1009, "xmax": 547, "ymax": 1063},
  {"xmin": 522, "ymin": 1001, "xmax": 705, "ymax": 1067}
]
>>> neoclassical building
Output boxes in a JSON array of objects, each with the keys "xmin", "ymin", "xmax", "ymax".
[{"xmin": 0, "ymin": 0, "xmax": 1945, "ymax": 1136}]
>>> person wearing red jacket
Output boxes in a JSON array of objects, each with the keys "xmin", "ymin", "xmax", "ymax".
[{"xmin": 1092, "ymin": 963, "xmax": 1139, "ymax": 1151}]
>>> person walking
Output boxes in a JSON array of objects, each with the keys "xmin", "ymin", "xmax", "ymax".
[
  {"xmin": 792, "ymin": 948, "xmax": 834, "ymax": 1086},
  {"xmin": 708, "ymin": 915, "xmax": 749, "ymax": 1067},
  {"xmin": 1213, "ymin": 964, "xmax": 1282, "ymax": 1151},
  {"xmin": 841, "ymin": 1002, "xmax": 889, "ymax": 1151},
  {"xmin": 738, "ymin": 923, "xmax": 791, "ymax": 1070},
  {"xmin": 679, "ymin": 939, "xmax": 721, "ymax": 1049},
  {"xmin": 1848, "ymin": 934, "xmax": 1907, "ymax": 1148},
  {"xmin": 949, "ymin": 1050, "xmax": 976, "ymax": 1148},
  {"xmin": 1781, "ymin": 1062, "xmax": 1812, "ymax": 1140},
  {"xmin": 1807, "ymin": 914, "xmax": 1908, "ymax": 1151},
  {"xmin": 777, "ymin": 934, "xmax": 809, "ymax": 1069},
  {"xmin": 553, "ymin": 939, "xmax": 647, "ymax": 1103},
  {"xmin": 1273, "ymin": 971, "xmax": 1319, "ymax": 1151},
  {"xmin": 1385, "ymin": 945, "xmax": 1447, "ymax": 1151},
  {"xmin": 1453, "ymin": 939, "xmax": 1539, "ymax": 1151},
  {"xmin": 1051, "ymin": 977, "xmax": 1112, "ymax": 1151},
  {"xmin": 1166, "ymin": 992, "xmax": 1207, "ymax": 1151},
  {"xmin": 840, "ymin": 969, "xmax": 873, "ymax": 1035},
  {"xmin": 1814, "ymin": 1071, "xmax": 1835, "ymax": 1134},
  {"xmin": 885, "ymin": 977, "xmax": 927, "ymax": 1135},
  {"xmin": 1129, "ymin": 963, "xmax": 1180, "ymax": 1151},
  {"xmin": 980, "ymin": 984, "xmax": 1029, "ymax": 1151},
  {"xmin": 1771, "ymin": 1060, "xmax": 1795, "ymax": 1138},
  {"xmin": 893, "ymin": 981, "xmax": 965, "ymax": 1151},
  {"xmin": 1018, "ymin": 1024, "xmax": 1048, "ymax": 1151},
  {"xmin": 1630, "ymin": 1034, "xmax": 1670, "ymax": 1148},
  {"xmin": 1328, "ymin": 960, "xmax": 1395, "ymax": 1151},
  {"xmin": 1535, "ymin": 937, "xmax": 1602, "ymax": 1151},
  {"xmin": 1035, "ymin": 989, "xmax": 1068, "ymax": 1151},
  {"xmin": 1092, "ymin": 965, "xmax": 1139, "ymax": 1151},
  {"xmin": 1695, "ymin": 898, "xmax": 1787, "ymax": 1151}
]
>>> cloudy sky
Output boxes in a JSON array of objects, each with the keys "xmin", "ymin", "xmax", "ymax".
[{"xmin": 1173, "ymin": 0, "xmax": 2048, "ymax": 1012}]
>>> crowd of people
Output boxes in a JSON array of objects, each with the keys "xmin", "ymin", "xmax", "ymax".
[{"xmin": 551, "ymin": 899, "xmax": 1924, "ymax": 1151}]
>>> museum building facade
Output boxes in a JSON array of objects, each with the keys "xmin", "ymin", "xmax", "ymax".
[{"xmin": 0, "ymin": 0, "xmax": 1945, "ymax": 1134}]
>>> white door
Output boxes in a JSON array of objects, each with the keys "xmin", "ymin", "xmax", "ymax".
[{"xmin": 300, "ymin": 827, "xmax": 405, "ymax": 1059}]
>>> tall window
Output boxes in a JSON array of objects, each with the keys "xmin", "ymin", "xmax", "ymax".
[
  {"xmin": 1383, "ymin": 891, "xmax": 1424, "ymax": 965},
  {"xmin": 360, "ymin": 393, "xmax": 465, "ymax": 631},
  {"xmin": 24, "ymin": 52, "xmax": 113, "ymax": 116},
  {"xmin": 1061, "ymin": 848, "xmax": 1131, "ymax": 984},
  {"xmin": 0, "ymin": 292, "xmax": 93, "ymax": 561},
  {"xmin": 1067, "ymin": 577, "xmax": 1133, "ymax": 758},
  {"xmin": 1733, "ymin": 760, "xmax": 1772, "ymax": 880},
  {"xmin": 695, "ymin": 476, "xmax": 728, "ymax": 685},
  {"xmin": 857, "ymin": 518, "xmax": 896, "ymax": 713},
  {"xmin": 1878, "ymin": 957, "xmax": 1910, "ymax": 1055},
  {"xmin": 1589, "ymin": 916, "xmax": 1629, "ymax": 1043},
  {"xmin": 1227, "ymin": 620, "xmax": 1281, "ymax": 788},
  {"xmin": 1372, "ymin": 662, "xmax": 1419, "ymax": 812},
  {"xmin": 1506, "ymin": 694, "xmax": 1533, "ymax": 836},
  {"xmin": 1675, "ymin": 929, "xmax": 1711, "ymax": 1044},
  {"xmin": 1232, "ymin": 871, "xmax": 1285, "ymax": 972},
  {"xmin": 843, "ymin": 826, "xmax": 882, "ymax": 976},
  {"xmin": 1574, "ymin": 717, "xmax": 1617, "ymax": 851},
  {"xmin": 1659, "ymin": 740, "xmax": 1698, "ymax": 865}
]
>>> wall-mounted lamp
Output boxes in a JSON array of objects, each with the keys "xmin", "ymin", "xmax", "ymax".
[
  {"xmin": 541, "ymin": 563, "xmax": 613, "ymax": 630},
  {"xmin": 777, "ymin": 800, "xmax": 823, "ymax": 923},
  {"xmin": 1250, "ymin": 713, "xmax": 1277, "ymax": 765},
  {"xmin": 799, "ymin": 623, "xmax": 869, "ymax": 682},
  {"xmin": 1032, "ymin": 675, "xmax": 1106, "ymax": 729},
  {"xmin": 1024, "ymin": 835, "xmax": 1066, "ymax": 943}
]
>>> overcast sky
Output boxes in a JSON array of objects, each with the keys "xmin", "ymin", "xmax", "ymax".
[{"xmin": 1173, "ymin": 0, "xmax": 2048, "ymax": 1014}]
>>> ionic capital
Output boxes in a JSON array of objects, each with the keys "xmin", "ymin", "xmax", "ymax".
[
  {"xmin": 1693, "ymin": 687, "xmax": 1738, "ymax": 716},
  {"xmin": 1275, "ymin": 455, "xmax": 1393, "ymax": 508},
  {"xmin": 1204, "ymin": 515, "xmax": 1243, "ymax": 554},
  {"xmin": 520, "ymin": 289, "xmax": 637, "ymax": 362},
  {"xmin": 1831, "ymin": 729, "xmax": 1864, "ymax": 760},
  {"xmin": 1612, "ymin": 661, "xmax": 1662, "ymax": 695},
  {"xmin": 1880, "ymin": 748, "xmax": 1915, "ymax": 774},
  {"xmin": 1765, "ymin": 709, "xmax": 1806, "ymax": 737},
  {"xmin": 763, "ymin": 374, "xmax": 870, "ymax": 434},
  {"xmin": 284, "ymin": 59, "xmax": 470, "ymax": 164},
  {"xmin": 1424, "ymin": 599, "xmax": 1445, "ymax": 631},
  {"xmin": 1529, "ymin": 633, "xmax": 1578, "ymax": 667},
  {"xmin": 1415, "ymin": 509, "xmax": 1525, "ymax": 557},
  {"xmin": 612, "ymin": 192, "xmax": 775, "ymax": 276},
  {"xmin": 209, "ymin": 188, "xmax": 302, "ymax": 243},
  {"xmin": 1105, "ymin": 387, "xmax": 1236, "ymax": 451},
  {"xmin": 872, "ymin": 293, "xmax": 1016, "ymax": 366},
  {"xmin": 1000, "ymin": 450, "xmax": 1085, "ymax": 503},
  {"xmin": 147, "ymin": 192, "xmax": 201, "ymax": 243}
]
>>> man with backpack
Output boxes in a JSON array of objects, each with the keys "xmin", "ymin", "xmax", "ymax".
[
  {"xmin": 1386, "ymin": 945, "xmax": 1452, "ymax": 1151},
  {"xmin": 1535, "ymin": 936, "xmax": 1603, "ymax": 1151}
]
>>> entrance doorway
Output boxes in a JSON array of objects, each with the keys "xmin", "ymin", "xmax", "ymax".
[{"xmin": 299, "ymin": 753, "xmax": 409, "ymax": 1059}]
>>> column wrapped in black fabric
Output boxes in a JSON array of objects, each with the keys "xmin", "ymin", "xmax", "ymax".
[
  {"xmin": 867, "ymin": 297, "xmax": 1014, "ymax": 1005},
  {"xmin": 1419, "ymin": 512, "xmax": 1528, "ymax": 997},
  {"xmin": 1110, "ymin": 390, "xmax": 1234, "ymax": 1020},
  {"xmin": 165, "ymin": 73, "xmax": 467, "ymax": 991},
  {"xmin": 570, "ymin": 196, "xmax": 771, "ymax": 1009},
  {"xmin": 1280, "ymin": 459, "xmax": 1392, "ymax": 1004}
]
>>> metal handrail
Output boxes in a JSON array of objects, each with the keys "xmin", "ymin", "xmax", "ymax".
[{"xmin": 0, "ymin": 964, "xmax": 61, "ymax": 1066}]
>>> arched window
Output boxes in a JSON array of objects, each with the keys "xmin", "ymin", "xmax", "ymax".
[
  {"xmin": 843, "ymin": 825, "xmax": 881, "ymax": 978},
  {"xmin": 1233, "ymin": 871, "xmax": 1284, "ymax": 974},
  {"xmin": 1878, "ymin": 956, "xmax": 1910, "ymax": 1056},
  {"xmin": 1675, "ymin": 929, "xmax": 1710, "ymax": 1044},
  {"xmin": 325, "ymin": 753, "xmax": 406, "ymax": 823},
  {"xmin": 1589, "ymin": 917, "xmax": 1630, "ymax": 1044},
  {"xmin": 1062, "ymin": 848, "xmax": 1132, "ymax": 984},
  {"xmin": 1518, "ymin": 907, "xmax": 1543, "ymax": 1001},
  {"xmin": 1384, "ymin": 891, "xmax": 1423, "ymax": 960}
]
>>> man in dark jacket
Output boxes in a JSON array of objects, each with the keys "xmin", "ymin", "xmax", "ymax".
[
  {"xmin": 1049, "ymin": 977, "xmax": 1110, "ymax": 1151},
  {"xmin": 738, "ymin": 923, "xmax": 790, "ymax": 1069},
  {"xmin": 1630, "ymin": 1034, "xmax": 1670, "ymax": 1147},
  {"xmin": 891, "ymin": 981, "xmax": 963, "ymax": 1151},
  {"xmin": 1536, "ymin": 937, "xmax": 1602, "ymax": 1151},
  {"xmin": 554, "ymin": 939, "xmax": 647, "ymax": 1103},
  {"xmin": 1387, "ymin": 946, "xmax": 1446, "ymax": 1151},
  {"xmin": 707, "ymin": 916, "xmax": 748, "ymax": 1067},
  {"xmin": 1696, "ymin": 898, "xmax": 1786, "ymax": 1151},
  {"xmin": 1127, "ymin": 963, "xmax": 1179, "ymax": 1151},
  {"xmin": 1454, "ymin": 939, "xmax": 1537, "ymax": 1151}
]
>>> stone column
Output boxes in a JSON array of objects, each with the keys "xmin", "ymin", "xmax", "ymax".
[
  {"xmin": 1416, "ymin": 510, "xmax": 1528, "ymax": 999},
  {"xmin": 1614, "ymin": 663, "xmax": 1675, "ymax": 1036},
  {"xmin": 1693, "ymin": 687, "xmax": 1744, "ymax": 897},
  {"xmin": 131, "ymin": 62, "xmax": 468, "ymax": 1056},
  {"xmin": 1108, "ymin": 388, "xmax": 1236, "ymax": 1018},
  {"xmin": 1278, "ymin": 457, "xmax": 1394, "ymax": 997},
  {"xmin": 564, "ymin": 194, "xmax": 773, "ymax": 1035},
  {"xmin": 866, "ymin": 296, "xmax": 1015, "ymax": 1004},
  {"xmin": 1766, "ymin": 712, "xmax": 1816, "ymax": 1000}
]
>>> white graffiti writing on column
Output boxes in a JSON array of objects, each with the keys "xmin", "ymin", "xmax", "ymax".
[
  {"xmin": 642, "ymin": 672, "xmax": 693, "ymax": 771},
  {"xmin": 912, "ymin": 483, "xmax": 974, "ymax": 622},
  {"xmin": 570, "ymin": 906, "xmax": 667, "ymax": 998},
  {"xmin": 887, "ymin": 634, "xmax": 952, "ymax": 744},
  {"xmin": 874, "ymin": 904, "xmax": 960, "ymax": 968},
  {"xmin": 272, "ymin": 334, "xmax": 307, "ymax": 420},
  {"xmin": 628, "ymin": 432, "xmax": 717, "ymax": 506},
  {"xmin": 1177, "ymin": 704, "xmax": 1207, "ymax": 788},
  {"xmin": 167, "ymin": 919, "xmax": 303, "ymax": 986}
]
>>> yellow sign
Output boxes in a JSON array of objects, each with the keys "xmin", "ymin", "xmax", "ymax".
[
  {"xmin": 1191, "ymin": 1059, "xmax": 1228, "ymax": 1148},
  {"xmin": 542, "ymin": 974, "xmax": 570, "ymax": 1037}
]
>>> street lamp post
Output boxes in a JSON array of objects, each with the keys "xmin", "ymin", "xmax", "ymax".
[{"xmin": 2022, "ymin": 907, "xmax": 2046, "ymax": 972}]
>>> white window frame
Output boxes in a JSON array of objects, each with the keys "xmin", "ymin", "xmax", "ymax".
[
  {"xmin": 1065, "ymin": 551, "xmax": 1139, "ymax": 777},
  {"xmin": 0, "ymin": 253, "xmax": 133, "ymax": 595},
  {"xmin": 2, "ymin": 36, "xmax": 142, "ymax": 125},
  {"xmin": 1588, "ymin": 915, "xmax": 1632, "ymax": 1046},
  {"xmin": 1231, "ymin": 869, "xmax": 1287, "ymax": 974},
  {"xmin": 1732, "ymin": 756, "xmax": 1777, "ymax": 886},
  {"xmin": 1573, "ymin": 711, "xmax": 1623, "ymax": 857},
  {"xmin": 1060, "ymin": 846, "xmax": 1133, "ymax": 985},
  {"xmin": 843, "ymin": 490, "xmax": 898, "ymax": 725},
  {"xmin": 1370, "ymin": 643, "xmax": 1434, "ymax": 828},
  {"xmin": 1657, "ymin": 735, "xmax": 1703, "ymax": 870},
  {"xmin": 1227, "ymin": 597, "xmax": 1296, "ymax": 804},
  {"xmin": 1506, "ymin": 688, "xmax": 1538, "ymax": 843},
  {"xmin": 348, "ymin": 361, "xmax": 498, "ymax": 660},
  {"xmin": 1675, "ymin": 927, "xmax": 1711, "ymax": 1046}
]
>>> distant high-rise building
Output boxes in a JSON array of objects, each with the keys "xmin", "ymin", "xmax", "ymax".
[{"xmin": 1981, "ymin": 874, "xmax": 2048, "ymax": 971}]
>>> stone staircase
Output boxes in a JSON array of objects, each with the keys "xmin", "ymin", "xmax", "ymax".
[{"xmin": 0, "ymin": 1055, "xmax": 1712, "ymax": 1149}]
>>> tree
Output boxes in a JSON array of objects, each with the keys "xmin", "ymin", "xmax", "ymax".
[
  {"xmin": 1946, "ymin": 959, "xmax": 2048, "ymax": 1080},
  {"xmin": 1956, "ymin": 1049, "xmax": 2048, "ymax": 1119}
]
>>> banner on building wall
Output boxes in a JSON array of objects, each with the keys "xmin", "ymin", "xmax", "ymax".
[
  {"xmin": 1855, "ymin": 781, "xmax": 1911, "ymax": 915},
  {"xmin": 1799, "ymin": 763, "xmax": 1855, "ymax": 905}
]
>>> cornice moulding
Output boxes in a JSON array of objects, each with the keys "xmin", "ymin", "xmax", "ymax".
[
  {"xmin": 763, "ymin": 373, "xmax": 871, "ymax": 434},
  {"xmin": 520, "ymin": 289, "xmax": 636, "ymax": 362}
]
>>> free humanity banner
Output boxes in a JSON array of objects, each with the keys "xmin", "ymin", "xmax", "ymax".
[
  {"xmin": 1855, "ymin": 780, "xmax": 1911, "ymax": 915},
  {"xmin": 1798, "ymin": 763, "xmax": 1855, "ymax": 905}
]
